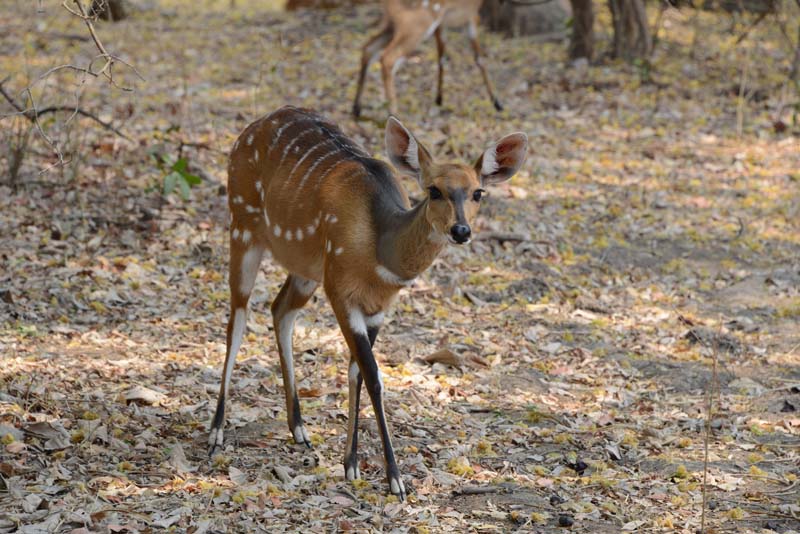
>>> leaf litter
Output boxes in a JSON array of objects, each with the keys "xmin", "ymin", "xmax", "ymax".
[{"xmin": 1, "ymin": 0, "xmax": 799, "ymax": 532}]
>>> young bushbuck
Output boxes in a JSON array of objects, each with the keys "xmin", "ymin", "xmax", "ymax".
[
  {"xmin": 209, "ymin": 106, "xmax": 527, "ymax": 499},
  {"xmin": 352, "ymin": 0, "xmax": 504, "ymax": 118}
]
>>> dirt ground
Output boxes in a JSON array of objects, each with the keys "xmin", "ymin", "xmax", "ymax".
[{"xmin": 1, "ymin": 1, "xmax": 799, "ymax": 532}]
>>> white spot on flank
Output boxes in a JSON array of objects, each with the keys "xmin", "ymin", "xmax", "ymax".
[
  {"xmin": 245, "ymin": 205, "xmax": 259, "ymax": 213},
  {"xmin": 306, "ymin": 224, "xmax": 316, "ymax": 236},
  {"xmin": 263, "ymin": 208, "xmax": 270, "ymax": 227},
  {"xmin": 233, "ymin": 196, "xmax": 244, "ymax": 204},
  {"xmin": 279, "ymin": 126, "xmax": 318, "ymax": 167},
  {"xmin": 285, "ymin": 229, "xmax": 293, "ymax": 241},
  {"xmin": 348, "ymin": 308, "xmax": 367, "ymax": 336},
  {"xmin": 254, "ymin": 149, "xmax": 259, "ymax": 162},
  {"xmin": 326, "ymin": 240, "xmax": 332, "ymax": 253},
  {"xmin": 268, "ymin": 119, "xmax": 302, "ymax": 156},
  {"xmin": 246, "ymin": 134, "xmax": 254, "ymax": 146},
  {"xmin": 255, "ymin": 181, "xmax": 262, "ymax": 192},
  {"xmin": 241, "ymin": 229, "xmax": 251, "ymax": 244},
  {"xmin": 433, "ymin": 2, "xmax": 440, "ymax": 10},
  {"xmin": 232, "ymin": 228, "xmax": 240, "ymax": 240},
  {"xmin": 375, "ymin": 265, "xmax": 416, "ymax": 287},
  {"xmin": 334, "ymin": 247, "xmax": 343, "ymax": 255},
  {"xmin": 296, "ymin": 228, "xmax": 303, "ymax": 240},
  {"xmin": 274, "ymin": 224, "xmax": 282, "ymax": 237},
  {"xmin": 329, "ymin": 214, "xmax": 338, "ymax": 224}
]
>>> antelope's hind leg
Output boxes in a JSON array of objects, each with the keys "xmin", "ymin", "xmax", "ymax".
[
  {"xmin": 271, "ymin": 274, "xmax": 319, "ymax": 447},
  {"xmin": 209, "ymin": 242, "xmax": 265, "ymax": 456}
]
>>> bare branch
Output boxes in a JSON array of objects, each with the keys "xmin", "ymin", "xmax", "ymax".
[{"xmin": 0, "ymin": 79, "xmax": 131, "ymax": 141}]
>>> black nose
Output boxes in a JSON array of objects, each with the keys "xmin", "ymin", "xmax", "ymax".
[{"xmin": 450, "ymin": 224, "xmax": 471, "ymax": 244}]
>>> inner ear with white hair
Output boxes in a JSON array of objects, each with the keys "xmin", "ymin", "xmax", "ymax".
[
  {"xmin": 475, "ymin": 132, "xmax": 528, "ymax": 186},
  {"xmin": 385, "ymin": 116, "xmax": 433, "ymax": 187}
]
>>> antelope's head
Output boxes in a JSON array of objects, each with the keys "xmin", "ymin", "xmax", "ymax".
[{"xmin": 385, "ymin": 116, "xmax": 528, "ymax": 245}]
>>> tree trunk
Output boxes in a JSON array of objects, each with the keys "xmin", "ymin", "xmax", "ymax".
[
  {"xmin": 608, "ymin": 0, "xmax": 651, "ymax": 60},
  {"xmin": 480, "ymin": 0, "xmax": 571, "ymax": 38},
  {"xmin": 568, "ymin": 0, "xmax": 594, "ymax": 60},
  {"xmin": 90, "ymin": 0, "xmax": 127, "ymax": 21}
]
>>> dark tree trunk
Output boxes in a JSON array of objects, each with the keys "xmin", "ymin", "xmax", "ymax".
[
  {"xmin": 568, "ymin": 0, "xmax": 594, "ymax": 60},
  {"xmin": 90, "ymin": 0, "xmax": 127, "ymax": 21},
  {"xmin": 480, "ymin": 0, "xmax": 571, "ymax": 38},
  {"xmin": 608, "ymin": 0, "xmax": 651, "ymax": 60}
]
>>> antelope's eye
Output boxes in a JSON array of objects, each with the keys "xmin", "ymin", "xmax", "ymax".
[
  {"xmin": 428, "ymin": 186, "xmax": 443, "ymax": 200},
  {"xmin": 472, "ymin": 189, "xmax": 485, "ymax": 202}
]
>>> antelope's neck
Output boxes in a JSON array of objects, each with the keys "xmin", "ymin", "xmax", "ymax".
[{"xmin": 376, "ymin": 200, "xmax": 446, "ymax": 282}]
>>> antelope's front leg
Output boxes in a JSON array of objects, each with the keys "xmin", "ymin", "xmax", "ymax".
[
  {"xmin": 337, "ymin": 306, "xmax": 405, "ymax": 499},
  {"xmin": 343, "ymin": 320, "xmax": 381, "ymax": 482}
]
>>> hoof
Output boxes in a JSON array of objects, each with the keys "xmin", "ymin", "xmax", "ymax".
[
  {"xmin": 493, "ymin": 98, "xmax": 504, "ymax": 112},
  {"xmin": 352, "ymin": 103, "xmax": 361, "ymax": 118},
  {"xmin": 435, "ymin": 94, "xmax": 442, "ymax": 106},
  {"xmin": 293, "ymin": 425, "xmax": 312, "ymax": 448},
  {"xmin": 389, "ymin": 474, "xmax": 407, "ymax": 501},
  {"xmin": 208, "ymin": 427, "xmax": 224, "ymax": 457}
]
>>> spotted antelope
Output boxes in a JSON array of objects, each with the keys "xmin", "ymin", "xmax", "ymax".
[
  {"xmin": 353, "ymin": 0, "xmax": 504, "ymax": 117},
  {"xmin": 209, "ymin": 106, "xmax": 528, "ymax": 498}
]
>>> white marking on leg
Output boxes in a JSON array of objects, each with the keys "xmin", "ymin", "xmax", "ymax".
[
  {"xmin": 224, "ymin": 308, "xmax": 247, "ymax": 393},
  {"xmin": 375, "ymin": 265, "xmax": 416, "ymax": 286},
  {"xmin": 241, "ymin": 229, "xmax": 251, "ymax": 244},
  {"xmin": 365, "ymin": 312, "xmax": 384, "ymax": 328},
  {"xmin": 240, "ymin": 247, "xmax": 262, "ymax": 296},
  {"xmin": 348, "ymin": 308, "xmax": 367, "ymax": 337},
  {"xmin": 345, "ymin": 358, "xmax": 361, "ymax": 480},
  {"xmin": 293, "ymin": 276, "xmax": 317, "ymax": 296}
]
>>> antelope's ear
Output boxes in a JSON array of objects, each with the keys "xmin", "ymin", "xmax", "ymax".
[
  {"xmin": 475, "ymin": 132, "xmax": 528, "ymax": 186},
  {"xmin": 385, "ymin": 116, "xmax": 432, "ymax": 185}
]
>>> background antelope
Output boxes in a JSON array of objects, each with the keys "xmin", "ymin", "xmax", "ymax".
[
  {"xmin": 209, "ymin": 106, "xmax": 527, "ymax": 498},
  {"xmin": 352, "ymin": 0, "xmax": 504, "ymax": 117}
]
